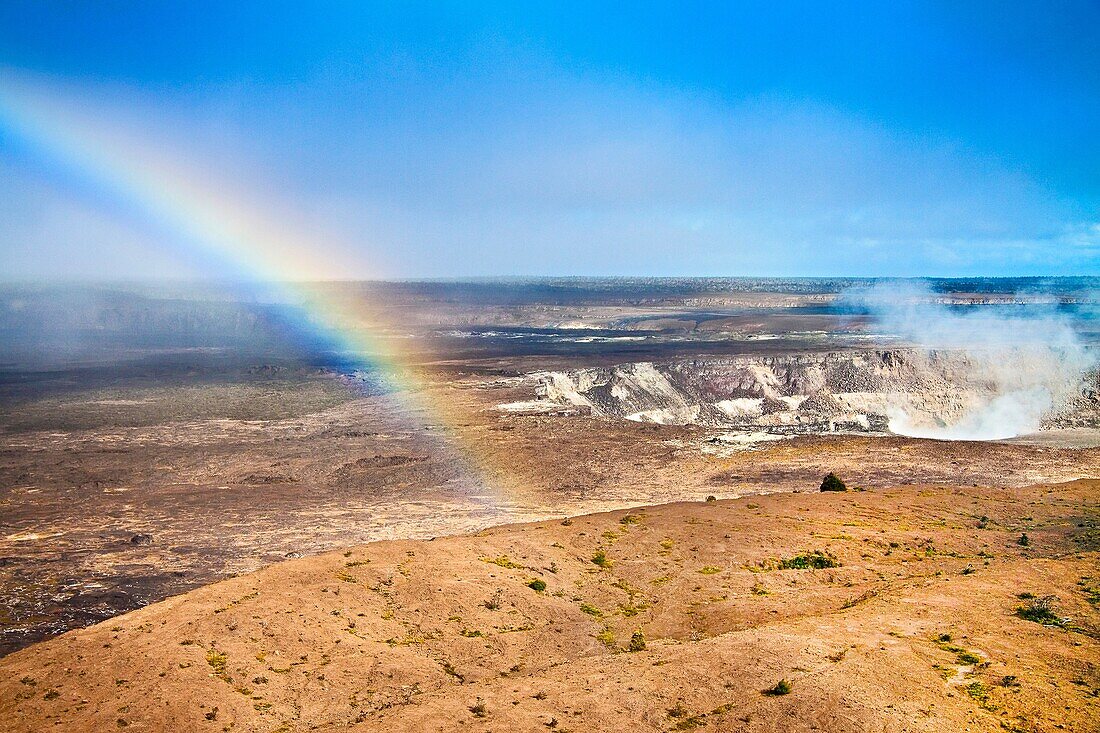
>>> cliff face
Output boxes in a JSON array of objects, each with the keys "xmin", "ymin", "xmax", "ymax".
[{"xmin": 537, "ymin": 350, "xmax": 1100, "ymax": 437}]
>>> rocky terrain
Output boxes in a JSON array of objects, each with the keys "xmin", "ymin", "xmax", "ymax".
[
  {"xmin": 4, "ymin": 367, "xmax": 1099, "ymax": 657},
  {"xmin": 530, "ymin": 349, "xmax": 1100, "ymax": 437}
]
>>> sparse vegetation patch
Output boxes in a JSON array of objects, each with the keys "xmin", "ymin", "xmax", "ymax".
[
  {"xmin": 780, "ymin": 551, "xmax": 838, "ymax": 570},
  {"xmin": 481, "ymin": 555, "xmax": 524, "ymax": 569},
  {"xmin": 1015, "ymin": 595, "xmax": 1065, "ymax": 626},
  {"xmin": 579, "ymin": 603, "xmax": 603, "ymax": 618},
  {"xmin": 205, "ymin": 648, "xmax": 230, "ymax": 683},
  {"xmin": 591, "ymin": 550, "xmax": 612, "ymax": 568},
  {"xmin": 595, "ymin": 626, "xmax": 615, "ymax": 647}
]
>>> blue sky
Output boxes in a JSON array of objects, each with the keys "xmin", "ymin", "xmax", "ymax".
[{"xmin": 1, "ymin": 1, "xmax": 1097, "ymax": 278}]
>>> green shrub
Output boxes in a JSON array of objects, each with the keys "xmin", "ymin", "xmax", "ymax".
[
  {"xmin": 820, "ymin": 473, "xmax": 847, "ymax": 492},
  {"xmin": 595, "ymin": 626, "xmax": 615, "ymax": 647},
  {"xmin": 591, "ymin": 550, "xmax": 612, "ymax": 568},
  {"xmin": 966, "ymin": 681, "xmax": 990, "ymax": 705},
  {"xmin": 1015, "ymin": 595, "xmax": 1063, "ymax": 626},
  {"xmin": 527, "ymin": 579, "xmax": 546, "ymax": 592},
  {"xmin": 763, "ymin": 679, "xmax": 792, "ymax": 696},
  {"xmin": 1017, "ymin": 533, "xmax": 1030, "ymax": 547},
  {"xmin": 205, "ymin": 648, "xmax": 230, "ymax": 682},
  {"xmin": 482, "ymin": 555, "xmax": 524, "ymax": 569},
  {"xmin": 628, "ymin": 630, "xmax": 647, "ymax": 652},
  {"xmin": 780, "ymin": 551, "xmax": 838, "ymax": 570}
]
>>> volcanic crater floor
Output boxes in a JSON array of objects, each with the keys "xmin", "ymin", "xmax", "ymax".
[{"xmin": 3, "ymin": 372, "xmax": 1099, "ymax": 657}]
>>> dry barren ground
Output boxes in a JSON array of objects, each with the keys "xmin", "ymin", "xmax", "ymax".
[
  {"xmin": 3, "ymin": 373, "xmax": 1098, "ymax": 655},
  {"xmin": 2, "ymin": 479, "xmax": 1097, "ymax": 732},
  {"xmin": 4, "ymin": 372, "xmax": 1095, "ymax": 651}
]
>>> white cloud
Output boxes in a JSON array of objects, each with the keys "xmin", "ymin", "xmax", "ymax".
[{"xmin": 1, "ymin": 67, "xmax": 1095, "ymax": 278}]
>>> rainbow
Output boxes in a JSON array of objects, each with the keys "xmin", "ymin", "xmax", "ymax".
[{"xmin": 0, "ymin": 70, "xmax": 514, "ymax": 514}]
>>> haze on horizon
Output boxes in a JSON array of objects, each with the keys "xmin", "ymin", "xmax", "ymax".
[{"xmin": 1, "ymin": 1, "xmax": 1098, "ymax": 281}]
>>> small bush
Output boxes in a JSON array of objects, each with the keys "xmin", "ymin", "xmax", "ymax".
[
  {"xmin": 965, "ymin": 681, "xmax": 990, "ymax": 705},
  {"xmin": 527, "ymin": 579, "xmax": 546, "ymax": 592},
  {"xmin": 591, "ymin": 550, "xmax": 612, "ymax": 568},
  {"xmin": 482, "ymin": 555, "xmax": 524, "ymax": 569},
  {"xmin": 763, "ymin": 679, "xmax": 792, "ymax": 696},
  {"xmin": 595, "ymin": 626, "xmax": 615, "ymax": 647},
  {"xmin": 705, "ymin": 495, "xmax": 717, "ymax": 503},
  {"xmin": 205, "ymin": 649, "xmax": 229, "ymax": 682},
  {"xmin": 469, "ymin": 698, "xmax": 487, "ymax": 717},
  {"xmin": 780, "ymin": 551, "xmax": 838, "ymax": 570},
  {"xmin": 1017, "ymin": 533, "xmax": 1030, "ymax": 547},
  {"xmin": 628, "ymin": 630, "xmax": 647, "ymax": 652},
  {"xmin": 820, "ymin": 473, "xmax": 847, "ymax": 492},
  {"xmin": 1016, "ymin": 595, "xmax": 1064, "ymax": 626},
  {"xmin": 956, "ymin": 651, "xmax": 981, "ymax": 665}
]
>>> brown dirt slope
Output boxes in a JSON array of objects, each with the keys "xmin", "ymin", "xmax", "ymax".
[{"xmin": 2, "ymin": 480, "xmax": 1098, "ymax": 733}]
